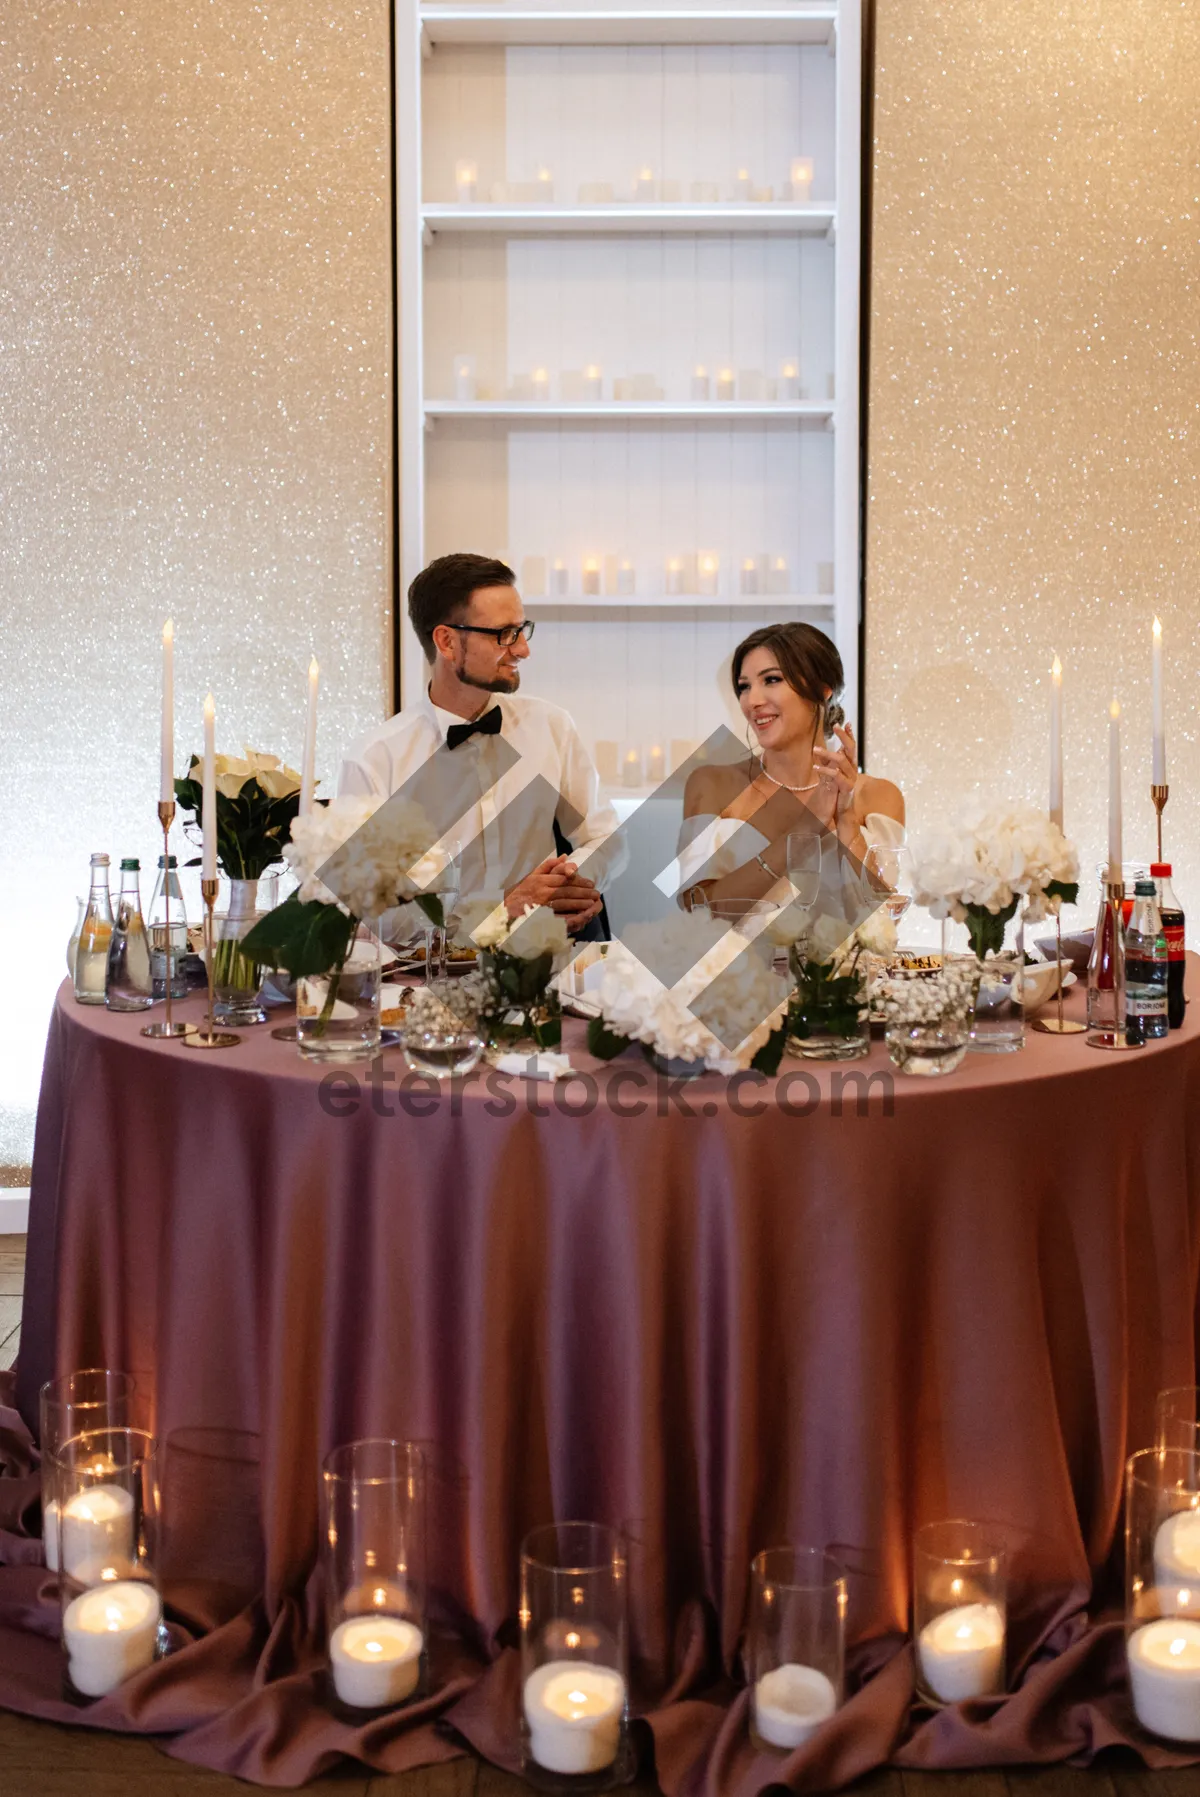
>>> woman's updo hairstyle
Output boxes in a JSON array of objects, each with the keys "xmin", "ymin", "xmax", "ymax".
[{"xmin": 731, "ymin": 622, "xmax": 845, "ymax": 736}]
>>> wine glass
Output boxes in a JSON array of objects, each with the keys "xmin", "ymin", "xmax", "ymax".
[
  {"xmin": 864, "ymin": 842, "xmax": 912, "ymax": 928},
  {"xmin": 423, "ymin": 840, "xmax": 462, "ymax": 983},
  {"xmin": 785, "ymin": 832, "xmax": 823, "ymax": 912}
]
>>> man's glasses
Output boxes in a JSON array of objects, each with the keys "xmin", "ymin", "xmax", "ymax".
[{"xmin": 446, "ymin": 620, "xmax": 536, "ymax": 649}]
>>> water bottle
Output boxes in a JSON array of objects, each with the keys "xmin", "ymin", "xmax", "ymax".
[
  {"xmin": 1125, "ymin": 879, "xmax": 1169, "ymax": 1045},
  {"xmin": 73, "ymin": 854, "xmax": 114, "ymax": 1006},
  {"xmin": 106, "ymin": 859, "xmax": 154, "ymax": 1012},
  {"xmin": 1151, "ymin": 862, "xmax": 1186, "ymax": 1029},
  {"xmin": 149, "ymin": 854, "xmax": 189, "ymax": 999}
]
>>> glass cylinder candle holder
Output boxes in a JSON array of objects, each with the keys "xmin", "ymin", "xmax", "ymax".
[
  {"xmin": 1158, "ymin": 1389, "xmax": 1200, "ymax": 1454},
  {"xmin": 913, "ymin": 1520, "xmax": 1006, "ymax": 1705},
  {"xmin": 322, "ymin": 1439, "xmax": 427, "ymax": 1714},
  {"xmin": 40, "ymin": 1370, "xmax": 136, "ymax": 1575},
  {"xmin": 520, "ymin": 1521, "xmax": 632, "ymax": 1789},
  {"xmin": 55, "ymin": 1427, "xmax": 163, "ymax": 1701},
  {"xmin": 1126, "ymin": 1447, "xmax": 1200, "ymax": 1741},
  {"xmin": 747, "ymin": 1547, "xmax": 845, "ymax": 1753},
  {"xmin": 297, "ymin": 937, "xmax": 382, "ymax": 1063}
]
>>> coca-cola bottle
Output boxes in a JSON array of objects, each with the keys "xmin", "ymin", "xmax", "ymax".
[{"xmin": 1151, "ymin": 862, "xmax": 1186, "ymax": 1029}]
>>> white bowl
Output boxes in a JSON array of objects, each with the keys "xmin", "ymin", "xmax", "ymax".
[{"xmin": 1022, "ymin": 962, "xmax": 1077, "ymax": 1010}]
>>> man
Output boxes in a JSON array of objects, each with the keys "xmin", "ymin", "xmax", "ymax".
[{"xmin": 338, "ymin": 553, "xmax": 617, "ymax": 932}]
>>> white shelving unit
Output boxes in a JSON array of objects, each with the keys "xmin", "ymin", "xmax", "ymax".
[{"xmin": 396, "ymin": 0, "xmax": 863, "ymax": 777}]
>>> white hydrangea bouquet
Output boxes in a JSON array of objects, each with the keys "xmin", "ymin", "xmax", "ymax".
[
  {"xmin": 457, "ymin": 899, "xmax": 570, "ymax": 1049},
  {"xmin": 241, "ymin": 794, "xmax": 443, "ymax": 984},
  {"xmin": 585, "ymin": 913, "xmax": 789, "ymax": 1076},
  {"xmin": 909, "ymin": 801, "xmax": 1079, "ymax": 959}
]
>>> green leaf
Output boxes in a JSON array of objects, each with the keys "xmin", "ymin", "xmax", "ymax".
[
  {"xmin": 1045, "ymin": 879, "xmax": 1079, "ymax": 908},
  {"xmin": 240, "ymin": 893, "xmax": 357, "ymax": 977},
  {"xmin": 750, "ymin": 1025, "xmax": 787, "ymax": 1078},
  {"xmin": 587, "ymin": 1017, "xmax": 632, "ymax": 1061},
  {"xmin": 414, "ymin": 894, "xmax": 445, "ymax": 928}
]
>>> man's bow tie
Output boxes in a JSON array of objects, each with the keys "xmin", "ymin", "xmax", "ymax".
[{"xmin": 446, "ymin": 705, "xmax": 503, "ymax": 750}]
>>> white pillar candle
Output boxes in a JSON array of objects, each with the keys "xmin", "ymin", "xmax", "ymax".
[
  {"xmin": 536, "ymin": 166, "xmax": 554, "ymax": 202},
  {"xmin": 1128, "ymin": 1618, "xmax": 1200, "ymax": 1741},
  {"xmin": 716, "ymin": 368, "xmax": 736, "ymax": 402},
  {"xmin": 1152, "ymin": 615, "xmax": 1166, "ymax": 784},
  {"xmin": 753, "ymin": 1663, "xmax": 837, "ymax": 1750},
  {"xmin": 524, "ymin": 1660, "xmax": 625, "ymax": 1775},
  {"xmin": 1049, "ymin": 653, "xmax": 1063, "ymax": 830},
  {"xmin": 59, "ymin": 1483, "xmax": 136, "ymax": 1584},
  {"xmin": 299, "ymin": 656, "xmax": 319, "ymax": 817},
  {"xmin": 532, "ymin": 368, "xmax": 550, "ymax": 403},
  {"xmin": 582, "ymin": 558, "xmax": 601, "ymax": 596},
  {"xmin": 766, "ymin": 557, "xmax": 789, "ymax": 596},
  {"xmin": 551, "ymin": 559, "xmax": 569, "ymax": 597},
  {"xmin": 733, "ymin": 167, "xmax": 752, "ymax": 201},
  {"xmin": 789, "ymin": 158, "xmax": 814, "ymax": 201},
  {"xmin": 453, "ymin": 355, "xmax": 476, "ymax": 401},
  {"xmin": 160, "ymin": 619, "xmax": 174, "ymax": 804},
  {"xmin": 617, "ymin": 560, "xmax": 635, "ymax": 596},
  {"xmin": 583, "ymin": 365, "xmax": 603, "ymax": 402},
  {"xmin": 633, "ymin": 167, "xmax": 655, "ymax": 202},
  {"xmin": 64, "ymin": 1580, "xmax": 161, "ymax": 1697},
  {"xmin": 329, "ymin": 1615, "xmax": 422, "ymax": 1709},
  {"xmin": 622, "ymin": 747, "xmax": 643, "ymax": 788},
  {"xmin": 698, "ymin": 554, "xmax": 719, "ymax": 596},
  {"xmin": 44, "ymin": 1498, "xmax": 61, "ymax": 1571},
  {"xmin": 691, "ymin": 366, "xmax": 709, "ymax": 401},
  {"xmin": 1154, "ymin": 1510, "xmax": 1200, "ymax": 1602},
  {"xmin": 665, "ymin": 558, "xmax": 684, "ymax": 596},
  {"xmin": 647, "ymin": 744, "xmax": 665, "ymax": 784},
  {"xmin": 778, "ymin": 362, "xmax": 801, "ymax": 402},
  {"xmin": 455, "ymin": 160, "xmax": 477, "ymax": 204},
  {"xmin": 202, "ymin": 692, "xmax": 217, "ymax": 881},
  {"xmin": 1108, "ymin": 697, "xmax": 1122, "ymax": 881},
  {"xmin": 916, "ymin": 1602, "xmax": 1005, "ymax": 1703},
  {"xmin": 740, "ymin": 558, "xmax": 760, "ymax": 595}
]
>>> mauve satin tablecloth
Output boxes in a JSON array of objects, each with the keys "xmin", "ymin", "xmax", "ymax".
[{"xmin": 2, "ymin": 974, "xmax": 1200, "ymax": 1787}]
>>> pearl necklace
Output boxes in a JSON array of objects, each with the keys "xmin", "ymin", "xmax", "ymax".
[{"xmin": 756, "ymin": 755, "xmax": 820, "ymax": 795}]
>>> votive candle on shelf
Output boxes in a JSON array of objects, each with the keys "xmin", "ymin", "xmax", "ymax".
[
  {"xmin": 582, "ymin": 558, "xmax": 601, "ymax": 596},
  {"xmin": 634, "ymin": 166, "xmax": 656, "ymax": 202},
  {"xmin": 753, "ymin": 1663, "xmax": 837, "ymax": 1750},
  {"xmin": 716, "ymin": 368, "xmax": 735, "ymax": 402},
  {"xmin": 665, "ymin": 558, "xmax": 684, "ymax": 595},
  {"xmin": 691, "ymin": 365, "xmax": 710, "ymax": 401},
  {"xmin": 455, "ymin": 160, "xmax": 477, "ymax": 204},
  {"xmin": 1128, "ymin": 1619, "xmax": 1200, "ymax": 1742},
  {"xmin": 916, "ymin": 1603, "xmax": 1005, "ymax": 1703},
  {"xmin": 63, "ymin": 1581, "xmax": 161, "ymax": 1698},
  {"xmin": 740, "ymin": 558, "xmax": 760, "ymax": 595},
  {"xmin": 778, "ymin": 361, "xmax": 801, "ymax": 401},
  {"xmin": 1152, "ymin": 614, "xmax": 1166, "ymax": 784},
  {"xmin": 584, "ymin": 365, "xmax": 603, "ymax": 402},
  {"xmin": 521, "ymin": 555, "xmax": 547, "ymax": 599},
  {"xmin": 734, "ymin": 167, "xmax": 752, "ymax": 201},
  {"xmin": 647, "ymin": 743, "xmax": 665, "ymax": 784},
  {"xmin": 766, "ymin": 557, "xmax": 789, "ymax": 596},
  {"xmin": 622, "ymin": 746, "xmax": 643, "ymax": 788},
  {"xmin": 1108, "ymin": 696, "xmax": 1122, "ymax": 880},
  {"xmin": 524, "ymin": 1660, "xmax": 625, "ymax": 1776},
  {"xmin": 789, "ymin": 158, "xmax": 814, "ymax": 201},
  {"xmin": 330, "ymin": 1615, "xmax": 423, "ymax": 1709},
  {"xmin": 616, "ymin": 560, "xmax": 635, "ymax": 596},
  {"xmin": 160, "ymin": 619, "xmax": 174, "ymax": 804},
  {"xmin": 1049, "ymin": 654, "xmax": 1063, "ymax": 830},
  {"xmin": 698, "ymin": 554, "xmax": 719, "ymax": 596},
  {"xmin": 536, "ymin": 165, "xmax": 554, "ymax": 203},
  {"xmin": 551, "ymin": 559, "xmax": 569, "ymax": 597},
  {"xmin": 201, "ymin": 693, "xmax": 217, "ymax": 881},
  {"xmin": 453, "ymin": 354, "xmax": 477, "ymax": 401},
  {"xmin": 532, "ymin": 368, "xmax": 551, "ymax": 403}
]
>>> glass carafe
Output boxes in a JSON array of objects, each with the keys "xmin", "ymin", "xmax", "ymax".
[
  {"xmin": 73, "ymin": 855, "xmax": 113, "ymax": 1006},
  {"xmin": 148, "ymin": 856, "xmax": 189, "ymax": 1000},
  {"xmin": 106, "ymin": 860, "xmax": 153, "ymax": 1012}
]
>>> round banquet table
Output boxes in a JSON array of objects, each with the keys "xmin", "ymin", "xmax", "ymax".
[{"xmin": 3, "ymin": 972, "xmax": 1200, "ymax": 1788}]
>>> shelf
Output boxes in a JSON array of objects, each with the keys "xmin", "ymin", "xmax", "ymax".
[
  {"xmin": 422, "ymin": 203, "xmax": 835, "ymax": 238},
  {"xmin": 419, "ymin": 8, "xmax": 839, "ymax": 49},
  {"xmin": 523, "ymin": 594, "xmax": 834, "ymax": 611},
  {"xmin": 425, "ymin": 400, "xmax": 834, "ymax": 420}
]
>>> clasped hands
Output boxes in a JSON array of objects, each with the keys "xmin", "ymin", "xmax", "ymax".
[{"xmin": 505, "ymin": 854, "xmax": 603, "ymax": 932}]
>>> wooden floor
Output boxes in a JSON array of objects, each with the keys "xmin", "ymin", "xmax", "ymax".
[{"xmin": 3, "ymin": 1236, "xmax": 1196, "ymax": 1793}]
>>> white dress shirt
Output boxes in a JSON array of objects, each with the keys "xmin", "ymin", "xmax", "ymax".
[{"xmin": 337, "ymin": 691, "xmax": 622, "ymax": 903}]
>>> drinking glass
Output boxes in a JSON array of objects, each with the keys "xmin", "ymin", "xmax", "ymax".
[
  {"xmin": 864, "ymin": 842, "xmax": 913, "ymax": 928},
  {"xmin": 747, "ymin": 1547, "xmax": 845, "ymax": 1753}
]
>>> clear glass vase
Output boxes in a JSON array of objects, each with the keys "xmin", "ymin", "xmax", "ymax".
[
  {"xmin": 941, "ymin": 912, "xmax": 1024, "ymax": 1054},
  {"xmin": 787, "ymin": 945, "xmax": 869, "ymax": 1061},
  {"xmin": 212, "ymin": 878, "xmax": 266, "ymax": 1026},
  {"xmin": 297, "ymin": 939, "xmax": 382, "ymax": 1063}
]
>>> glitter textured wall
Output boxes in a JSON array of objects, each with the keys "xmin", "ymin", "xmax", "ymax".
[
  {"xmin": 866, "ymin": 0, "xmax": 1200, "ymax": 915},
  {"xmin": 0, "ymin": 3, "xmax": 392, "ymax": 1164}
]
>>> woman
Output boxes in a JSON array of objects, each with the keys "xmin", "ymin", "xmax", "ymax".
[{"xmin": 677, "ymin": 622, "xmax": 904, "ymax": 909}]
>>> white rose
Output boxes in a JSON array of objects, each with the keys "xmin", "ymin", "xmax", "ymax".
[
  {"xmin": 505, "ymin": 905, "xmax": 570, "ymax": 961},
  {"xmin": 458, "ymin": 899, "xmax": 510, "ymax": 949}
]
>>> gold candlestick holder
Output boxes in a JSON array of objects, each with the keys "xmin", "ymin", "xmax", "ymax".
[
  {"xmin": 141, "ymin": 800, "xmax": 194, "ymax": 1041},
  {"xmin": 1152, "ymin": 783, "xmax": 1169, "ymax": 864},
  {"xmin": 1031, "ymin": 910, "xmax": 1086, "ymax": 1035},
  {"xmin": 184, "ymin": 876, "xmax": 241, "ymax": 1049}
]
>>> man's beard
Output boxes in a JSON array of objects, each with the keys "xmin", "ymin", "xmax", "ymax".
[{"xmin": 456, "ymin": 660, "xmax": 521, "ymax": 693}]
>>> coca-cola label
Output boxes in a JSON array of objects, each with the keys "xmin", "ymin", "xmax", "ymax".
[{"xmin": 1164, "ymin": 920, "xmax": 1186, "ymax": 961}]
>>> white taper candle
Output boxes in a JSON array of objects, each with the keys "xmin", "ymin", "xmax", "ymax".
[
  {"xmin": 202, "ymin": 693, "xmax": 217, "ymax": 881},
  {"xmin": 300, "ymin": 655, "xmax": 319, "ymax": 816},
  {"xmin": 1049, "ymin": 654, "xmax": 1063, "ymax": 830},
  {"xmin": 1108, "ymin": 697, "xmax": 1122, "ymax": 881},
  {"xmin": 1152, "ymin": 615, "xmax": 1166, "ymax": 785},
  {"xmin": 160, "ymin": 621, "xmax": 175, "ymax": 804}
]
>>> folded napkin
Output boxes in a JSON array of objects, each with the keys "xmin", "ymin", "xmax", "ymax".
[{"xmin": 494, "ymin": 1051, "xmax": 573, "ymax": 1082}]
